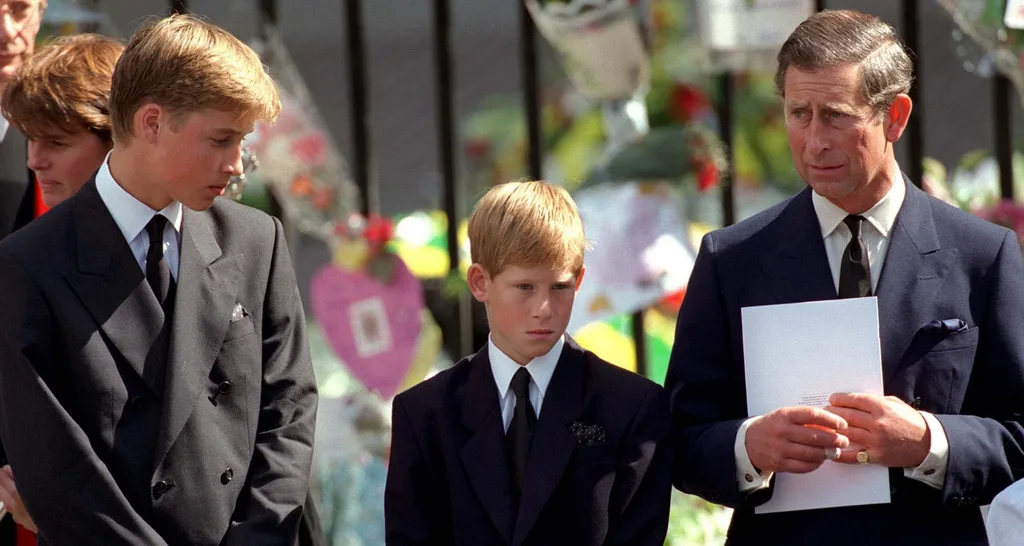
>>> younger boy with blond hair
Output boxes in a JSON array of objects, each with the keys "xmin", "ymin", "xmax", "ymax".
[
  {"xmin": 0, "ymin": 14, "xmax": 318, "ymax": 544},
  {"xmin": 385, "ymin": 180, "xmax": 672, "ymax": 545}
]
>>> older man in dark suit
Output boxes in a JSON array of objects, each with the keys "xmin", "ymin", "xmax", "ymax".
[
  {"xmin": 665, "ymin": 9, "xmax": 1024, "ymax": 546},
  {"xmin": 0, "ymin": 0, "xmax": 43, "ymax": 242}
]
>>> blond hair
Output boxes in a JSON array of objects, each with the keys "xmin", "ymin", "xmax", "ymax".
[
  {"xmin": 109, "ymin": 13, "xmax": 281, "ymax": 143},
  {"xmin": 2, "ymin": 34, "xmax": 123, "ymax": 144},
  {"xmin": 468, "ymin": 180, "xmax": 587, "ymax": 276}
]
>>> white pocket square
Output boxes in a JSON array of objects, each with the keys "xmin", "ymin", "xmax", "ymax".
[{"xmin": 230, "ymin": 303, "xmax": 249, "ymax": 323}]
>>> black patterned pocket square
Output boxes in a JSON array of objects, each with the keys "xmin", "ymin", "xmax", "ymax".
[
  {"xmin": 924, "ymin": 318, "xmax": 967, "ymax": 334},
  {"xmin": 569, "ymin": 420, "xmax": 607, "ymax": 447}
]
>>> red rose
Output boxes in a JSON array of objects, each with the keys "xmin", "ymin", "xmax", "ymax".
[
  {"xmin": 670, "ymin": 84, "xmax": 708, "ymax": 123},
  {"xmin": 696, "ymin": 162, "xmax": 719, "ymax": 191},
  {"xmin": 364, "ymin": 214, "xmax": 394, "ymax": 247}
]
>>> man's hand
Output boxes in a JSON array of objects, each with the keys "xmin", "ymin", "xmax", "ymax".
[
  {"xmin": 746, "ymin": 406, "xmax": 850, "ymax": 474},
  {"xmin": 0, "ymin": 466, "xmax": 36, "ymax": 533},
  {"xmin": 825, "ymin": 393, "xmax": 930, "ymax": 468}
]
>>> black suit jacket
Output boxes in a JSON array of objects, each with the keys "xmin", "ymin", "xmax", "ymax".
[
  {"xmin": 385, "ymin": 338, "xmax": 672, "ymax": 546},
  {"xmin": 0, "ymin": 127, "xmax": 34, "ymax": 241},
  {"xmin": 0, "ymin": 181, "xmax": 319, "ymax": 545},
  {"xmin": 665, "ymin": 181, "xmax": 1024, "ymax": 545},
  {"xmin": 0, "ymin": 126, "xmax": 32, "ymax": 546}
]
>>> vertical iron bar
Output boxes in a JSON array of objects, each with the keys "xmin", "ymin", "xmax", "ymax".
[
  {"xmin": 259, "ymin": 0, "xmax": 277, "ymax": 30},
  {"xmin": 257, "ymin": 0, "xmax": 285, "ymax": 221},
  {"xmin": 815, "ymin": 0, "xmax": 826, "ymax": 12},
  {"xmin": 631, "ymin": 311, "xmax": 647, "ymax": 377},
  {"xmin": 346, "ymin": 0, "xmax": 373, "ymax": 214},
  {"xmin": 902, "ymin": 0, "xmax": 923, "ymax": 187},
  {"xmin": 719, "ymin": 72, "xmax": 736, "ymax": 227},
  {"xmin": 169, "ymin": 0, "xmax": 187, "ymax": 14},
  {"xmin": 632, "ymin": 3, "xmax": 650, "ymax": 378},
  {"xmin": 995, "ymin": 74, "xmax": 1014, "ymax": 200},
  {"xmin": 520, "ymin": 3, "xmax": 543, "ymax": 180},
  {"xmin": 433, "ymin": 0, "xmax": 472, "ymax": 356}
]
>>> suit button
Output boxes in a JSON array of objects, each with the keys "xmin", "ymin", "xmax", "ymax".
[
  {"xmin": 221, "ymin": 468, "xmax": 233, "ymax": 485},
  {"xmin": 217, "ymin": 381, "xmax": 232, "ymax": 395},
  {"xmin": 152, "ymin": 480, "xmax": 175, "ymax": 500},
  {"xmin": 911, "ymin": 397, "xmax": 922, "ymax": 409},
  {"xmin": 130, "ymin": 396, "xmax": 145, "ymax": 410}
]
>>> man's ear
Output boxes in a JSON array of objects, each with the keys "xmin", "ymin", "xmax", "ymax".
[
  {"xmin": 574, "ymin": 265, "xmax": 586, "ymax": 292},
  {"xmin": 467, "ymin": 263, "xmax": 490, "ymax": 303},
  {"xmin": 884, "ymin": 94, "xmax": 912, "ymax": 143}
]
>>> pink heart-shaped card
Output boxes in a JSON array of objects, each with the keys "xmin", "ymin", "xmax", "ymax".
[{"xmin": 310, "ymin": 258, "xmax": 424, "ymax": 399}]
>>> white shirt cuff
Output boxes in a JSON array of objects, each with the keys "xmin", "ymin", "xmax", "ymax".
[
  {"xmin": 903, "ymin": 411, "xmax": 948, "ymax": 489},
  {"xmin": 735, "ymin": 416, "xmax": 773, "ymax": 493}
]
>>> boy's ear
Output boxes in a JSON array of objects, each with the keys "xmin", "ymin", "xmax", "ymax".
[
  {"xmin": 135, "ymin": 103, "xmax": 164, "ymax": 142},
  {"xmin": 467, "ymin": 263, "xmax": 490, "ymax": 303},
  {"xmin": 574, "ymin": 265, "xmax": 586, "ymax": 291}
]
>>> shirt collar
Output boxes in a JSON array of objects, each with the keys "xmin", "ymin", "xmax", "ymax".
[
  {"xmin": 489, "ymin": 334, "xmax": 565, "ymax": 399},
  {"xmin": 95, "ymin": 151, "xmax": 183, "ymax": 244},
  {"xmin": 811, "ymin": 160, "xmax": 906, "ymax": 240}
]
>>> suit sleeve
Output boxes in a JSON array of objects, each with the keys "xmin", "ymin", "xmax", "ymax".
[
  {"xmin": 0, "ymin": 250, "xmax": 168, "ymax": 544},
  {"xmin": 384, "ymin": 394, "xmax": 439, "ymax": 545},
  {"xmin": 934, "ymin": 230, "xmax": 1024, "ymax": 506},
  {"xmin": 605, "ymin": 385, "xmax": 673, "ymax": 546},
  {"xmin": 223, "ymin": 217, "xmax": 319, "ymax": 545},
  {"xmin": 664, "ymin": 234, "xmax": 774, "ymax": 509}
]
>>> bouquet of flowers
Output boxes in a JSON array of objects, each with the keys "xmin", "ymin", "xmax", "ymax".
[{"xmin": 245, "ymin": 27, "xmax": 361, "ymax": 241}]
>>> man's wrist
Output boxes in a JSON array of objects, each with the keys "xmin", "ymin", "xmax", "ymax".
[{"xmin": 912, "ymin": 411, "xmax": 932, "ymax": 467}]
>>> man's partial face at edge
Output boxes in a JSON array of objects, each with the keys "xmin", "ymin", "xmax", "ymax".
[{"xmin": 0, "ymin": 0, "xmax": 44, "ymax": 90}]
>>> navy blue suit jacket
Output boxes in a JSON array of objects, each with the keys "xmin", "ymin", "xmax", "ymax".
[
  {"xmin": 665, "ymin": 181, "xmax": 1024, "ymax": 545},
  {"xmin": 384, "ymin": 338, "xmax": 672, "ymax": 546}
]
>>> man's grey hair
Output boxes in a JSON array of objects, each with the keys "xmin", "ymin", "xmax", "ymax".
[{"xmin": 774, "ymin": 9, "xmax": 913, "ymax": 114}]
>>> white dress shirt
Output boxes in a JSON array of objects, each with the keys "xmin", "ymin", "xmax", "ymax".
[
  {"xmin": 489, "ymin": 335, "xmax": 565, "ymax": 432},
  {"xmin": 94, "ymin": 152, "xmax": 183, "ymax": 280},
  {"xmin": 735, "ymin": 169, "xmax": 950, "ymax": 493}
]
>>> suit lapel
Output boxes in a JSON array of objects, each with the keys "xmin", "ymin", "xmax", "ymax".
[
  {"xmin": 458, "ymin": 348, "xmax": 516, "ymax": 544},
  {"xmin": 758, "ymin": 188, "xmax": 837, "ymax": 304},
  {"xmin": 63, "ymin": 181, "xmax": 167, "ymax": 393},
  {"xmin": 511, "ymin": 339, "xmax": 585, "ymax": 546},
  {"xmin": 0, "ymin": 127, "xmax": 28, "ymax": 186},
  {"xmin": 875, "ymin": 179, "xmax": 948, "ymax": 383},
  {"xmin": 0, "ymin": 128, "xmax": 34, "ymax": 233},
  {"xmin": 154, "ymin": 206, "xmax": 240, "ymax": 467}
]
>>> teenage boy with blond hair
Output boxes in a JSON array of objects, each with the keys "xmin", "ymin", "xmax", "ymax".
[
  {"xmin": 0, "ymin": 14, "xmax": 318, "ymax": 545},
  {"xmin": 385, "ymin": 180, "xmax": 672, "ymax": 545}
]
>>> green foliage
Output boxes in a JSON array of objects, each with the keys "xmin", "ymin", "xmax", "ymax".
[{"xmin": 665, "ymin": 490, "xmax": 731, "ymax": 546}]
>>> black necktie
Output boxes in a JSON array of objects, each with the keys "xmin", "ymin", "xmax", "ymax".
[
  {"xmin": 145, "ymin": 215, "xmax": 173, "ymax": 308},
  {"xmin": 838, "ymin": 215, "xmax": 872, "ymax": 298},
  {"xmin": 506, "ymin": 367, "xmax": 536, "ymax": 497}
]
